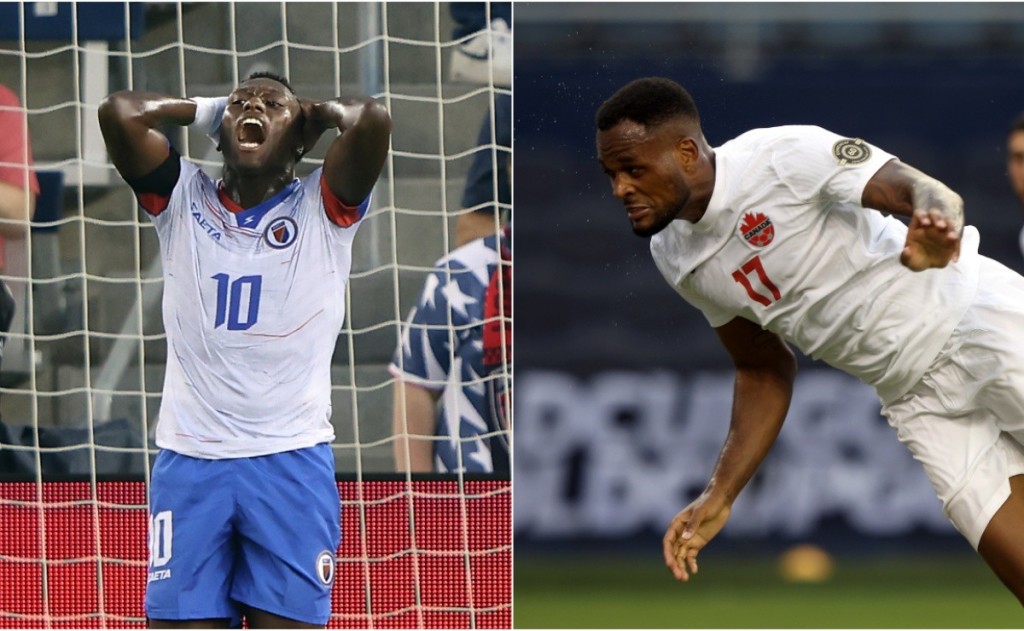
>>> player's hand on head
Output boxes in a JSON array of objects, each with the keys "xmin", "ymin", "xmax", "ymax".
[
  {"xmin": 297, "ymin": 98, "xmax": 328, "ymax": 157},
  {"xmin": 900, "ymin": 208, "xmax": 962, "ymax": 272},
  {"xmin": 662, "ymin": 492, "xmax": 732, "ymax": 583}
]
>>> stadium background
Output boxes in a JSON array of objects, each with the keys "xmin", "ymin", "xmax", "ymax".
[
  {"xmin": 515, "ymin": 2, "xmax": 1024, "ymax": 627},
  {"xmin": 0, "ymin": 2, "xmax": 510, "ymax": 628}
]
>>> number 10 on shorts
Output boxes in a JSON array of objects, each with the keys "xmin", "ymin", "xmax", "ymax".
[{"xmin": 149, "ymin": 510, "xmax": 173, "ymax": 568}]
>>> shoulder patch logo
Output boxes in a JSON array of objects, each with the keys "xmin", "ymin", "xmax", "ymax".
[
  {"xmin": 832, "ymin": 138, "xmax": 871, "ymax": 166},
  {"xmin": 264, "ymin": 216, "xmax": 298, "ymax": 249},
  {"xmin": 739, "ymin": 211, "xmax": 774, "ymax": 247},
  {"xmin": 316, "ymin": 550, "xmax": 336, "ymax": 586}
]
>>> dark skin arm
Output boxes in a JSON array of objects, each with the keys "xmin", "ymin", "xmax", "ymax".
[
  {"xmin": 861, "ymin": 159, "xmax": 963, "ymax": 271},
  {"xmin": 97, "ymin": 91, "xmax": 197, "ymax": 180},
  {"xmin": 298, "ymin": 97, "xmax": 391, "ymax": 207},
  {"xmin": 663, "ymin": 316, "xmax": 797, "ymax": 581}
]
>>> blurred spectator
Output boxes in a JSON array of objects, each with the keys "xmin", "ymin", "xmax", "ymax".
[
  {"xmin": 449, "ymin": 3, "xmax": 511, "ymax": 88},
  {"xmin": 0, "ymin": 83, "xmax": 38, "ymax": 364},
  {"xmin": 390, "ymin": 227, "xmax": 509, "ymax": 474},
  {"xmin": 457, "ymin": 93, "xmax": 510, "ymax": 246},
  {"xmin": 0, "ymin": 83, "xmax": 38, "ymax": 252},
  {"xmin": 450, "ymin": 3, "xmax": 511, "ymax": 246},
  {"xmin": 1007, "ymin": 113, "xmax": 1024, "ymax": 258}
]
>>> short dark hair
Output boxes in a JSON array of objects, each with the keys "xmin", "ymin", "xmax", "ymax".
[
  {"xmin": 245, "ymin": 70, "xmax": 294, "ymax": 95},
  {"xmin": 1011, "ymin": 112, "xmax": 1024, "ymax": 135},
  {"xmin": 596, "ymin": 77, "xmax": 700, "ymax": 132}
]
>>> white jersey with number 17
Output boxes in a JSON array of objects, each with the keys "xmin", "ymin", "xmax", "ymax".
[
  {"xmin": 145, "ymin": 159, "xmax": 368, "ymax": 459},
  {"xmin": 651, "ymin": 125, "xmax": 980, "ymax": 403}
]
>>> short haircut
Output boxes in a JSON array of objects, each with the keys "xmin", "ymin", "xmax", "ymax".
[
  {"xmin": 245, "ymin": 70, "xmax": 294, "ymax": 95},
  {"xmin": 1012, "ymin": 112, "xmax": 1024, "ymax": 135},
  {"xmin": 596, "ymin": 77, "xmax": 700, "ymax": 132}
]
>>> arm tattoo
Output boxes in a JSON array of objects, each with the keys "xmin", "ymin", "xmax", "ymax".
[
  {"xmin": 863, "ymin": 162, "xmax": 964, "ymax": 234},
  {"xmin": 912, "ymin": 175, "xmax": 964, "ymax": 235},
  {"xmin": 863, "ymin": 172, "xmax": 914, "ymax": 216}
]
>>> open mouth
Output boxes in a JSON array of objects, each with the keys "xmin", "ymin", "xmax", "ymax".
[{"xmin": 236, "ymin": 118, "xmax": 266, "ymax": 150}]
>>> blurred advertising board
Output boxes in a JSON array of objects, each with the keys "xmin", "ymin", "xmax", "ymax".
[{"xmin": 515, "ymin": 369, "xmax": 953, "ymax": 539}]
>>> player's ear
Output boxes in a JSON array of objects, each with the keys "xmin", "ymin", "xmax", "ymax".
[{"xmin": 676, "ymin": 137, "xmax": 700, "ymax": 173}]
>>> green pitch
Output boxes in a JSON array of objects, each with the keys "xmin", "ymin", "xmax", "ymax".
[{"xmin": 515, "ymin": 551, "xmax": 1022, "ymax": 628}]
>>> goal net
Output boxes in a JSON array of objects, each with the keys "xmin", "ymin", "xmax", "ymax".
[{"xmin": 0, "ymin": 2, "xmax": 511, "ymax": 628}]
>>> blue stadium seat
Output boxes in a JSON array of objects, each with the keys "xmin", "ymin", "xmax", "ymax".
[{"xmin": 32, "ymin": 170, "xmax": 62, "ymax": 234}]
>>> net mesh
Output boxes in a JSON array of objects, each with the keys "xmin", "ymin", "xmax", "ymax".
[{"xmin": 0, "ymin": 2, "xmax": 511, "ymax": 627}]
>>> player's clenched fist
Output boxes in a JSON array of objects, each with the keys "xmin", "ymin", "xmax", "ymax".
[{"xmin": 662, "ymin": 492, "xmax": 732, "ymax": 582}]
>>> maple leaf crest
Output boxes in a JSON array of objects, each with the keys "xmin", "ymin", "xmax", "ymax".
[{"xmin": 740, "ymin": 212, "xmax": 774, "ymax": 247}]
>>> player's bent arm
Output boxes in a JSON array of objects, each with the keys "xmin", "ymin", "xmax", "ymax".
[
  {"xmin": 861, "ymin": 160, "xmax": 964, "ymax": 233},
  {"xmin": 705, "ymin": 316, "xmax": 797, "ymax": 504},
  {"xmin": 97, "ymin": 91, "xmax": 197, "ymax": 180},
  {"xmin": 305, "ymin": 97, "xmax": 391, "ymax": 206},
  {"xmin": 861, "ymin": 160, "xmax": 964, "ymax": 271},
  {"xmin": 0, "ymin": 180, "xmax": 35, "ymax": 239},
  {"xmin": 392, "ymin": 380, "xmax": 441, "ymax": 473}
]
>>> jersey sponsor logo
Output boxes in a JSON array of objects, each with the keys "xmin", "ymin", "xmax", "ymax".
[
  {"xmin": 264, "ymin": 216, "xmax": 298, "ymax": 249},
  {"xmin": 190, "ymin": 204, "xmax": 222, "ymax": 241},
  {"xmin": 739, "ymin": 211, "xmax": 775, "ymax": 247},
  {"xmin": 147, "ymin": 569, "xmax": 172, "ymax": 583},
  {"xmin": 316, "ymin": 550, "xmax": 336, "ymax": 586},
  {"xmin": 832, "ymin": 138, "xmax": 871, "ymax": 166}
]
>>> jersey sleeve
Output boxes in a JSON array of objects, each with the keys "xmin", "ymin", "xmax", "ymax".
[
  {"xmin": 651, "ymin": 238, "xmax": 736, "ymax": 328},
  {"xmin": 770, "ymin": 126, "xmax": 897, "ymax": 206},
  {"xmin": 675, "ymin": 276, "xmax": 736, "ymax": 328},
  {"xmin": 0, "ymin": 86, "xmax": 40, "ymax": 195},
  {"xmin": 122, "ymin": 144, "xmax": 182, "ymax": 216},
  {"xmin": 320, "ymin": 174, "xmax": 371, "ymax": 228},
  {"xmin": 388, "ymin": 266, "xmax": 469, "ymax": 390}
]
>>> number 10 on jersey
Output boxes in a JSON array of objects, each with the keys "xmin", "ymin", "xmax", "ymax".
[{"xmin": 212, "ymin": 273, "xmax": 262, "ymax": 330}]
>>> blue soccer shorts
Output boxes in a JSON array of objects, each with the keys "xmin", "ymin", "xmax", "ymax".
[{"xmin": 144, "ymin": 444, "xmax": 341, "ymax": 625}]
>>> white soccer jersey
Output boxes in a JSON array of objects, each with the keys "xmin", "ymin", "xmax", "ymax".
[
  {"xmin": 145, "ymin": 159, "xmax": 368, "ymax": 458},
  {"xmin": 651, "ymin": 125, "xmax": 981, "ymax": 403}
]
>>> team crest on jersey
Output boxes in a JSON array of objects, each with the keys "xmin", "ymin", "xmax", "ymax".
[
  {"xmin": 316, "ymin": 550, "xmax": 336, "ymax": 586},
  {"xmin": 832, "ymin": 138, "xmax": 871, "ymax": 166},
  {"xmin": 264, "ymin": 216, "xmax": 298, "ymax": 249},
  {"xmin": 739, "ymin": 211, "xmax": 775, "ymax": 247}
]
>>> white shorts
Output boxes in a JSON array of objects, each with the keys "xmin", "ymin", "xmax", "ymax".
[{"xmin": 881, "ymin": 257, "xmax": 1024, "ymax": 549}]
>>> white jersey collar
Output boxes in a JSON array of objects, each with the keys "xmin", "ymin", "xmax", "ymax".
[{"xmin": 688, "ymin": 150, "xmax": 726, "ymax": 235}]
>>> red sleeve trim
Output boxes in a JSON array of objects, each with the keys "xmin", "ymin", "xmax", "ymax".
[
  {"xmin": 136, "ymin": 192, "xmax": 171, "ymax": 216},
  {"xmin": 320, "ymin": 174, "xmax": 365, "ymax": 228}
]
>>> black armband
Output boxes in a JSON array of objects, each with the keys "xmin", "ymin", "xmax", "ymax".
[{"xmin": 123, "ymin": 145, "xmax": 182, "ymax": 196}]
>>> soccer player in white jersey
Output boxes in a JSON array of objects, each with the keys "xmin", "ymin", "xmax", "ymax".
[
  {"xmin": 596, "ymin": 77, "xmax": 1024, "ymax": 604},
  {"xmin": 98, "ymin": 72, "xmax": 391, "ymax": 628}
]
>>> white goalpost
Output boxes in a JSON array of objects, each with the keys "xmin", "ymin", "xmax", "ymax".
[{"xmin": 0, "ymin": 2, "xmax": 511, "ymax": 628}]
